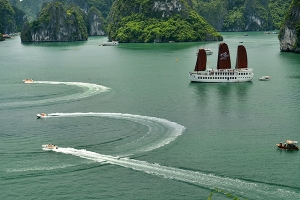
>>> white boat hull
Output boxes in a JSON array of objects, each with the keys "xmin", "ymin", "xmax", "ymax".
[
  {"xmin": 189, "ymin": 68, "xmax": 254, "ymax": 83},
  {"xmin": 259, "ymin": 76, "xmax": 270, "ymax": 81},
  {"xmin": 37, "ymin": 114, "xmax": 47, "ymax": 118},
  {"xmin": 23, "ymin": 79, "xmax": 34, "ymax": 83},
  {"xmin": 102, "ymin": 41, "xmax": 119, "ymax": 46}
]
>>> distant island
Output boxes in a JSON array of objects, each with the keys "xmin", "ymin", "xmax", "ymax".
[
  {"xmin": 21, "ymin": 1, "xmax": 106, "ymax": 42},
  {"xmin": 20, "ymin": 0, "xmax": 223, "ymax": 43},
  {"xmin": 106, "ymin": 0, "xmax": 222, "ymax": 43},
  {"xmin": 1, "ymin": 0, "xmax": 300, "ymax": 52}
]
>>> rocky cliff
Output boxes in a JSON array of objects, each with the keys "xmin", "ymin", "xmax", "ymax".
[
  {"xmin": 107, "ymin": 0, "xmax": 222, "ymax": 43},
  {"xmin": 0, "ymin": 0, "xmax": 27, "ymax": 34},
  {"xmin": 279, "ymin": 0, "xmax": 300, "ymax": 53},
  {"xmin": 21, "ymin": 2, "xmax": 88, "ymax": 42},
  {"xmin": 88, "ymin": 6, "xmax": 106, "ymax": 36},
  {"xmin": 195, "ymin": 0, "xmax": 291, "ymax": 31}
]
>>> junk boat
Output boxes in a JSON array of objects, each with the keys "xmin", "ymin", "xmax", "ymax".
[
  {"xmin": 42, "ymin": 144, "xmax": 58, "ymax": 150},
  {"xmin": 276, "ymin": 140, "xmax": 299, "ymax": 150},
  {"xmin": 189, "ymin": 43, "xmax": 254, "ymax": 83}
]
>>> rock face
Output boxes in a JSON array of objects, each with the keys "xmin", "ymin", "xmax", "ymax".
[
  {"xmin": 0, "ymin": 0, "xmax": 27, "ymax": 34},
  {"xmin": 21, "ymin": 2, "xmax": 88, "ymax": 42},
  {"xmin": 0, "ymin": 0, "xmax": 16, "ymax": 34},
  {"xmin": 107, "ymin": 0, "xmax": 222, "ymax": 43},
  {"xmin": 279, "ymin": 0, "xmax": 300, "ymax": 53},
  {"xmin": 195, "ymin": 0, "xmax": 288, "ymax": 31},
  {"xmin": 87, "ymin": 6, "xmax": 106, "ymax": 36},
  {"xmin": 152, "ymin": 0, "xmax": 186, "ymax": 17}
]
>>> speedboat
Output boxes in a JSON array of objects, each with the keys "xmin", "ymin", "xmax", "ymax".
[
  {"xmin": 259, "ymin": 76, "xmax": 270, "ymax": 81},
  {"xmin": 196, "ymin": 48, "xmax": 213, "ymax": 55},
  {"xmin": 276, "ymin": 140, "xmax": 299, "ymax": 150},
  {"xmin": 23, "ymin": 79, "xmax": 34, "ymax": 83},
  {"xmin": 204, "ymin": 48, "xmax": 213, "ymax": 55},
  {"xmin": 37, "ymin": 113, "xmax": 47, "ymax": 118},
  {"xmin": 42, "ymin": 144, "xmax": 58, "ymax": 150},
  {"xmin": 101, "ymin": 41, "xmax": 119, "ymax": 46}
]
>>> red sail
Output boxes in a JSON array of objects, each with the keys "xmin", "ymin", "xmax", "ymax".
[
  {"xmin": 217, "ymin": 43, "xmax": 231, "ymax": 69},
  {"xmin": 194, "ymin": 48, "xmax": 207, "ymax": 71},
  {"xmin": 235, "ymin": 45, "xmax": 248, "ymax": 69}
]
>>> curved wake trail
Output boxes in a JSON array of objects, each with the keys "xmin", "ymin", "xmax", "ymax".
[
  {"xmin": 37, "ymin": 113, "xmax": 300, "ymax": 199},
  {"xmin": 44, "ymin": 113, "xmax": 300, "ymax": 199},
  {"xmin": 46, "ymin": 112, "xmax": 185, "ymax": 156},
  {"xmin": 0, "ymin": 81, "xmax": 110, "ymax": 108},
  {"xmin": 54, "ymin": 147, "xmax": 300, "ymax": 200}
]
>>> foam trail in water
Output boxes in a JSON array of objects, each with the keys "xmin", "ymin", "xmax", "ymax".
[
  {"xmin": 46, "ymin": 112, "xmax": 185, "ymax": 156},
  {"xmin": 55, "ymin": 147, "xmax": 300, "ymax": 200},
  {"xmin": 0, "ymin": 81, "xmax": 110, "ymax": 108},
  {"xmin": 7, "ymin": 164, "xmax": 76, "ymax": 172}
]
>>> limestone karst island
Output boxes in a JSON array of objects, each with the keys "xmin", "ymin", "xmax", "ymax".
[{"xmin": 0, "ymin": 0, "xmax": 299, "ymax": 52}]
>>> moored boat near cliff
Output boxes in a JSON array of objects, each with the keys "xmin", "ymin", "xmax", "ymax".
[{"xmin": 189, "ymin": 43, "xmax": 254, "ymax": 83}]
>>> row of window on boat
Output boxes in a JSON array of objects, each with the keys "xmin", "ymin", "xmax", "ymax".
[
  {"xmin": 197, "ymin": 76, "xmax": 251, "ymax": 79},
  {"xmin": 208, "ymin": 72, "xmax": 250, "ymax": 76}
]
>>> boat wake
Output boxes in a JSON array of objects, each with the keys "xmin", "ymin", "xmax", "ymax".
[
  {"xmin": 7, "ymin": 163, "xmax": 76, "ymax": 172},
  {"xmin": 45, "ymin": 112, "xmax": 185, "ymax": 156},
  {"xmin": 54, "ymin": 147, "xmax": 300, "ymax": 200},
  {"xmin": 0, "ymin": 81, "xmax": 110, "ymax": 108},
  {"xmin": 45, "ymin": 112, "xmax": 300, "ymax": 199}
]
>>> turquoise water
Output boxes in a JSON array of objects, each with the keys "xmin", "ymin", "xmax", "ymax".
[{"xmin": 1, "ymin": 33, "xmax": 300, "ymax": 200}]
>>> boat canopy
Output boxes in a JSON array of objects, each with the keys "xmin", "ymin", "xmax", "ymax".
[{"xmin": 286, "ymin": 140, "xmax": 298, "ymax": 144}]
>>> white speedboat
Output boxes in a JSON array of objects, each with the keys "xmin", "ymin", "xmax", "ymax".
[
  {"xmin": 23, "ymin": 79, "xmax": 34, "ymax": 83},
  {"xmin": 37, "ymin": 113, "xmax": 47, "ymax": 118},
  {"xmin": 189, "ymin": 43, "xmax": 254, "ymax": 83},
  {"xmin": 198, "ymin": 48, "xmax": 213, "ymax": 55},
  {"xmin": 259, "ymin": 76, "xmax": 270, "ymax": 81},
  {"xmin": 101, "ymin": 41, "xmax": 119, "ymax": 46},
  {"xmin": 204, "ymin": 48, "xmax": 213, "ymax": 55},
  {"xmin": 42, "ymin": 144, "xmax": 58, "ymax": 150}
]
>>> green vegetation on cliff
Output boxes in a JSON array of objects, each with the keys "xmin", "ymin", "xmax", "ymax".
[
  {"xmin": 9, "ymin": 0, "xmax": 112, "ymax": 22},
  {"xmin": 195, "ymin": 0, "xmax": 292, "ymax": 31},
  {"xmin": 269, "ymin": 0, "xmax": 293, "ymax": 29},
  {"xmin": 0, "ymin": 0, "xmax": 15, "ymax": 34},
  {"xmin": 86, "ymin": 0, "xmax": 113, "ymax": 19},
  {"xmin": 9, "ymin": 0, "xmax": 52, "ymax": 22},
  {"xmin": 107, "ymin": 0, "xmax": 222, "ymax": 43}
]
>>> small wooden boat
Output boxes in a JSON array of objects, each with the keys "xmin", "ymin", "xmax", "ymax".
[{"xmin": 276, "ymin": 140, "xmax": 299, "ymax": 150}]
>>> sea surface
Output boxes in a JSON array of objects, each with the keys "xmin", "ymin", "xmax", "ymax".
[{"xmin": 1, "ymin": 32, "xmax": 300, "ymax": 200}]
